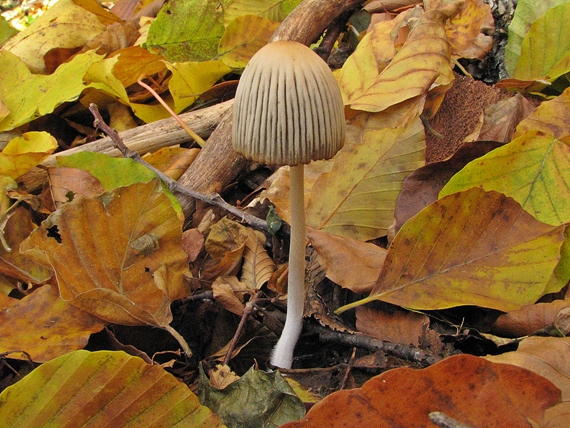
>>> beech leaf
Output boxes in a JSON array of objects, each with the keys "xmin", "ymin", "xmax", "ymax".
[
  {"xmin": 440, "ymin": 131, "xmax": 570, "ymax": 226},
  {"xmin": 339, "ymin": 188, "xmax": 565, "ymax": 313},
  {"xmin": 0, "ymin": 132, "xmax": 57, "ymax": 180},
  {"xmin": 282, "ymin": 354, "xmax": 560, "ymax": 428},
  {"xmin": 343, "ymin": 3, "xmax": 459, "ymax": 113},
  {"xmin": 20, "ymin": 179, "xmax": 190, "ymax": 327},
  {"xmin": 0, "ymin": 350, "xmax": 225, "ymax": 427},
  {"xmin": 305, "ymin": 117, "xmax": 425, "ymax": 241},
  {"xmin": 0, "ymin": 284, "xmax": 104, "ymax": 362}
]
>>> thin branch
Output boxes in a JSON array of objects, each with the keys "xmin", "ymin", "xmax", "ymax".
[{"xmin": 88, "ymin": 103, "xmax": 268, "ymax": 232}]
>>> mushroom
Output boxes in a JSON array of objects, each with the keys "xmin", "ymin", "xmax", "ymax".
[{"xmin": 232, "ymin": 41, "xmax": 346, "ymax": 369}]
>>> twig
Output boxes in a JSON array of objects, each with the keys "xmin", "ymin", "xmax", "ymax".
[
  {"xmin": 429, "ymin": 412, "xmax": 474, "ymax": 428},
  {"xmin": 223, "ymin": 297, "xmax": 259, "ymax": 367},
  {"xmin": 307, "ymin": 324, "xmax": 441, "ymax": 367},
  {"xmin": 88, "ymin": 103, "xmax": 268, "ymax": 232}
]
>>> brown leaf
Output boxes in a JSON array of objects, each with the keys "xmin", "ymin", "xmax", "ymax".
[
  {"xmin": 0, "ymin": 284, "xmax": 104, "ymax": 362},
  {"xmin": 241, "ymin": 229, "xmax": 276, "ymax": 290},
  {"xmin": 47, "ymin": 167, "xmax": 105, "ymax": 209},
  {"xmin": 491, "ymin": 299, "xmax": 570, "ymax": 337},
  {"xmin": 476, "ymin": 93, "xmax": 535, "ymax": 143},
  {"xmin": 307, "ymin": 228, "xmax": 386, "ymax": 294},
  {"xmin": 20, "ymin": 179, "xmax": 190, "ymax": 327},
  {"xmin": 355, "ymin": 306, "xmax": 428, "ymax": 346},
  {"xmin": 282, "ymin": 354, "xmax": 560, "ymax": 427},
  {"xmin": 394, "ymin": 140, "xmax": 502, "ymax": 231},
  {"xmin": 212, "ymin": 276, "xmax": 247, "ymax": 316}
]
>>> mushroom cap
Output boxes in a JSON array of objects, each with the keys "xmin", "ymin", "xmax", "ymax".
[{"xmin": 232, "ymin": 41, "xmax": 346, "ymax": 166}]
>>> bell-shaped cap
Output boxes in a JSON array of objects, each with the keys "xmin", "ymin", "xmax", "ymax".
[{"xmin": 233, "ymin": 41, "xmax": 346, "ymax": 166}]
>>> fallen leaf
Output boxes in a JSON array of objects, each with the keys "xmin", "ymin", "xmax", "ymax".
[
  {"xmin": 212, "ymin": 276, "xmax": 247, "ymax": 316},
  {"xmin": 339, "ymin": 188, "xmax": 565, "ymax": 313},
  {"xmin": 199, "ymin": 364, "xmax": 305, "ymax": 428},
  {"xmin": 21, "ymin": 179, "xmax": 190, "ymax": 327},
  {"xmin": 223, "ymin": 0, "xmax": 284, "ymax": 27},
  {"xmin": 491, "ymin": 299, "xmax": 570, "ymax": 337},
  {"xmin": 514, "ymin": 86, "xmax": 570, "ymax": 140},
  {"xmin": 218, "ymin": 15, "xmax": 279, "ymax": 68},
  {"xmin": 0, "ymin": 50, "xmax": 104, "ymax": 132},
  {"xmin": 145, "ymin": 0, "xmax": 225, "ymax": 62},
  {"xmin": 305, "ymin": 117, "xmax": 425, "ymax": 240},
  {"xmin": 0, "ymin": 207, "xmax": 52, "ymax": 284},
  {"xmin": 2, "ymin": 0, "xmax": 120, "ymax": 74},
  {"xmin": 476, "ymin": 93, "xmax": 535, "ymax": 143},
  {"xmin": 47, "ymin": 167, "xmax": 105, "ymax": 208},
  {"xmin": 344, "ymin": 3, "xmax": 459, "ymax": 113},
  {"xmin": 356, "ymin": 306, "xmax": 428, "ymax": 346},
  {"xmin": 282, "ymin": 354, "xmax": 560, "ymax": 427},
  {"xmin": 440, "ymin": 131, "xmax": 570, "ymax": 226},
  {"xmin": 241, "ymin": 229, "xmax": 276, "ymax": 290},
  {"xmin": 514, "ymin": 3, "xmax": 570, "ymax": 84},
  {"xmin": 0, "ymin": 132, "xmax": 57, "ymax": 179},
  {"xmin": 0, "ymin": 284, "xmax": 104, "ymax": 362},
  {"xmin": 307, "ymin": 228, "xmax": 386, "ymax": 294},
  {"xmin": 504, "ymin": 0, "xmax": 570, "ymax": 76},
  {"xmin": 0, "ymin": 350, "xmax": 225, "ymax": 427},
  {"xmin": 394, "ymin": 140, "xmax": 501, "ymax": 231}
]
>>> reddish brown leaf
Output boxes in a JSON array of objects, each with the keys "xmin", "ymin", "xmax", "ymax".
[{"xmin": 283, "ymin": 354, "xmax": 560, "ymax": 428}]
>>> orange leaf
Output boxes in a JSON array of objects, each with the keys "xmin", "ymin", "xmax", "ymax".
[
  {"xmin": 21, "ymin": 179, "xmax": 190, "ymax": 327},
  {"xmin": 0, "ymin": 284, "xmax": 104, "ymax": 362},
  {"xmin": 282, "ymin": 354, "xmax": 560, "ymax": 427}
]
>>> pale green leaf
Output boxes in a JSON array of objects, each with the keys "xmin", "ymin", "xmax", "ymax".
[
  {"xmin": 505, "ymin": 0, "xmax": 570, "ymax": 76},
  {"xmin": 440, "ymin": 131, "xmax": 570, "ymax": 226}
]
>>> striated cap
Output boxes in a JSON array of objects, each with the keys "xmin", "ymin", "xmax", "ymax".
[{"xmin": 233, "ymin": 41, "xmax": 346, "ymax": 166}]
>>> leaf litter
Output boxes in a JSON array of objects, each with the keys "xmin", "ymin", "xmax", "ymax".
[{"xmin": 2, "ymin": 0, "xmax": 570, "ymax": 426}]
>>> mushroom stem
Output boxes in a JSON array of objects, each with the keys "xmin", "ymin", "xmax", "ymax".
[{"xmin": 270, "ymin": 164, "xmax": 306, "ymax": 369}]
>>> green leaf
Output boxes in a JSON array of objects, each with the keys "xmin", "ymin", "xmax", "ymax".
[
  {"xmin": 440, "ymin": 131, "xmax": 570, "ymax": 226},
  {"xmin": 0, "ymin": 50, "xmax": 104, "ymax": 132},
  {"xmin": 145, "ymin": 0, "xmax": 227, "ymax": 62},
  {"xmin": 338, "ymin": 188, "xmax": 565, "ymax": 314},
  {"xmin": 198, "ymin": 365, "xmax": 305, "ymax": 428},
  {"xmin": 223, "ymin": 0, "xmax": 284, "ymax": 27},
  {"xmin": 514, "ymin": 3, "xmax": 570, "ymax": 83},
  {"xmin": 57, "ymin": 152, "xmax": 157, "ymax": 191},
  {"xmin": 0, "ymin": 350, "xmax": 225, "ymax": 427},
  {"xmin": 505, "ymin": 0, "xmax": 570, "ymax": 76},
  {"xmin": 0, "ymin": 16, "xmax": 18, "ymax": 47}
]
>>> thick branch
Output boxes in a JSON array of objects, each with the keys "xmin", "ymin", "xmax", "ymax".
[{"xmin": 18, "ymin": 100, "xmax": 232, "ymax": 192}]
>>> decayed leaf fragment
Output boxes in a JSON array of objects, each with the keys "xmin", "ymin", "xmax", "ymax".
[
  {"xmin": 282, "ymin": 354, "xmax": 560, "ymax": 428},
  {"xmin": 0, "ymin": 350, "xmax": 225, "ymax": 427},
  {"xmin": 338, "ymin": 188, "xmax": 565, "ymax": 313},
  {"xmin": 20, "ymin": 178, "xmax": 190, "ymax": 327},
  {"xmin": 343, "ymin": 2, "xmax": 460, "ymax": 114}
]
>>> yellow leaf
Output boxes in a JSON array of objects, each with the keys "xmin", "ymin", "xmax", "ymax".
[
  {"xmin": 0, "ymin": 132, "xmax": 57, "ymax": 179},
  {"xmin": 344, "ymin": 2, "xmax": 460, "ymax": 113},
  {"xmin": 305, "ymin": 117, "xmax": 425, "ymax": 240},
  {"xmin": 3, "ymin": 0, "xmax": 120, "ymax": 74},
  {"xmin": 0, "ymin": 350, "xmax": 225, "ymax": 427},
  {"xmin": 219, "ymin": 15, "xmax": 279, "ymax": 68},
  {"xmin": 166, "ymin": 60, "xmax": 232, "ymax": 113},
  {"xmin": 514, "ymin": 86, "xmax": 570, "ymax": 140},
  {"xmin": 223, "ymin": 0, "xmax": 284, "ymax": 27},
  {"xmin": 338, "ymin": 188, "xmax": 565, "ymax": 313},
  {"xmin": 21, "ymin": 179, "xmax": 190, "ymax": 327}
]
